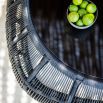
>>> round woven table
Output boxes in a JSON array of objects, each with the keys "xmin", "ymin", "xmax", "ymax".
[{"xmin": 6, "ymin": 0, "xmax": 103, "ymax": 103}]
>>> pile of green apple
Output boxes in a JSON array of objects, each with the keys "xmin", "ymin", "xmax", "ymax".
[{"xmin": 67, "ymin": 0, "xmax": 97, "ymax": 27}]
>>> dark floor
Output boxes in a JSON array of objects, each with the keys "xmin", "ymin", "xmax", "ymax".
[{"xmin": 32, "ymin": 14, "xmax": 103, "ymax": 78}]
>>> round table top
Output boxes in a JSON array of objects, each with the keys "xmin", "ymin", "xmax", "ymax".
[{"xmin": 30, "ymin": 0, "xmax": 103, "ymax": 78}]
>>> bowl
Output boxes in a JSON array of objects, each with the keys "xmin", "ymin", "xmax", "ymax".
[{"xmin": 67, "ymin": 0, "xmax": 98, "ymax": 30}]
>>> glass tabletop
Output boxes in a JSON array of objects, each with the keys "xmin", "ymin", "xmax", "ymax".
[{"xmin": 30, "ymin": 0, "xmax": 103, "ymax": 78}]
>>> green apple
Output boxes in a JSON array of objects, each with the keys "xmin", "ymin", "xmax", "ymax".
[
  {"xmin": 76, "ymin": 19, "xmax": 84, "ymax": 26},
  {"xmin": 82, "ymin": 14, "xmax": 95, "ymax": 26},
  {"xmin": 73, "ymin": 0, "xmax": 83, "ymax": 5},
  {"xmin": 67, "ymin": 12, "xmax": 79, "ymax": 23},
  {"xmin": 80, "ymin": 0, "xmax": 89, "ymax": 9},
  {"xmin": 69, "ymin": 5, "xmax": 78, "ymax": 12},
  {"xmin": 86, "ymin": 3, "xmax": 97, "ymax": 13},
  {"xmin": 78, "ymin": 9, "xmax": 87, "ymax": 17}
]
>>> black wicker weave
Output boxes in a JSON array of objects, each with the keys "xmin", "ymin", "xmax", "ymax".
[{"xmin": 6, "ymin": 0, "xmax": 103, "ymax": 103}]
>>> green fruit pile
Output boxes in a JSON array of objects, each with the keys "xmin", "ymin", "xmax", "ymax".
[{"xmin": 67, "ymin": 0, "xmax": 97, "ymax": 27}]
